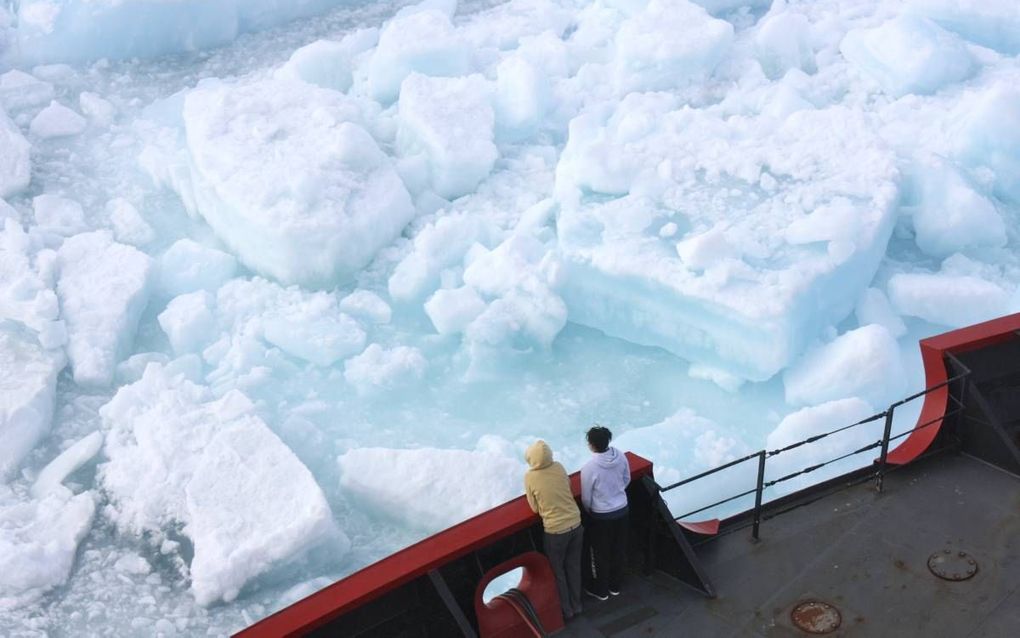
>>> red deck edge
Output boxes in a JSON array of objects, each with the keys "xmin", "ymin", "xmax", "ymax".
[
  {"xmin": 886, "ymin": 313, "xmax": 1020, "ymax": 465},
  {"xmin": 236, "ymin": 453, "xmax": 653, "ymax": 637}
]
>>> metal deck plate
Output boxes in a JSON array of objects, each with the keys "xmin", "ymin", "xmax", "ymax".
[{"xmin": 927, "ymin": 549, "xmax": 979, "ymax": 581}]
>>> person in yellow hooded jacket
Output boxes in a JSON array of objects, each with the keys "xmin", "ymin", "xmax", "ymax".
[{"xmin": 524, "ymin": 440, "xmax": 583, "ymax": 621}]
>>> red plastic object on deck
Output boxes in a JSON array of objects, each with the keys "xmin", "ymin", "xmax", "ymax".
[
  {"xmin": 678, "ymin": 519, "xmax": 721, "ymax": 536},
  {"xmin": 887, "ymin": 313, "xmax": 1020, "ymax": 465},
  {"xmin": 474, "ymin": 551, "xmax": 565, "ymax": 638}
]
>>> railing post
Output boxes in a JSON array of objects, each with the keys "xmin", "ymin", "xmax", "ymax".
[
  {"xmin": 875, "ymin": 407, "xmax": 895, "ymax": 493},
  {"xmin": 751, "ymin": 451, "xmax": 766, "ymax": 541}
]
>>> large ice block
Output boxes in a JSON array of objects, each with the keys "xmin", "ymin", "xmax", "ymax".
[
  {"xmin": 150, "ymin": 80, "xmax": 415, "ymax": 289},
  {"xmin": 555, "ymin": 104, "xmax": 899, "ymax": 381},
  {"xmin": 0, "ymin": 108, "xmax": 30, "ymax": 198},
  {"xmin": 99, "ymin": 365, "xmax": 343, "ymax": 606},
  {"xmin": 57, "ymin": 231, "xmax": 153, "ymax": 387},
  {"xmin": 0, "ymin": 323, "xmax": 65, "ymax": 480},
  {"xmin": 908, "ymin": 0, "xmax": 1020, "ymax": 54}
]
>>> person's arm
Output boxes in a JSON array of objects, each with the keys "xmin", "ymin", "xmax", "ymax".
[
  {"xmin": 525, "ymin": 475, "xmax": 538, "ymax": 513},
  {"xmin": 622, "ymin": 453, "xmax": 631, "ymax": 487},
  {"xmin": 580, "ymin": 464, "xmax": 594, "ymax": 512}
]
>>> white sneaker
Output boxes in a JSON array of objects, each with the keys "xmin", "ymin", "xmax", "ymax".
[
  {"xmin": 609, "ymin": 589, "xmax": 621, "ymax": 596},
  {"xmin": 585, "ymin": 589, "xmax": 609, "ymax": 602}
]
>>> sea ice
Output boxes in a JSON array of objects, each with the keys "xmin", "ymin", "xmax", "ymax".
[
  {"xmin": 951, "ymin": 87, "xmax": 1020, "ymax": 205},
  {"xmin": 612, "ymin": 0, "xmax": 734, "ymax": 93},
  {"xmin": 556, "ymin": 105, "xmax": 899, "ymax": 381},
  {"xmin": 106, "ymin": 198, "xmax": 155, "ymax": 247},
  {"xmin": 0, "ymin": 109, "xmax": 30, "ymax": 198},
  {"xmin": 0, "ymin": 220, "xmax": 64, "ymax": 341},
  {"xmin": 344, "ymin": 344, "xmax": 427, "ymax": 394},
  {"xmin": 159, "ymin": 291, "xmax": 218, "ymax": 356},
  {"xmin": 263, "ymin": 311, "xmax": 366, "ymax": 368},
  {"xmin": 0, "ymin": 487, "xmax": 96, "ymax": 609},
  {"xmin": 754, "ymin": 11, "xmax": 815, "ymax": 80},
  {"xmin": 494, "ymin": 55, "xmax": 550, "ymax": 142},
  {"xmin": 425, "ymin": 286, "xmax": 487, "ymax": 335},
  {"xmin": 338, "ymin": 290, "xmax": 391, "ymax": 325},
  {"xmin": 783, "ymin": 325, "xmax": 906, "ymax": 408},
  {"xmin": 765, "ymin": 397, "xmax": 880, "ymax": 494},
  {"xmin": 337, "ymin": 437, "xmax": 524, "ymax": 531},
  {"xmin": 29, "ymin": 101, "xmax": 87, "ymax": 139},
  {"xmin": 887, "ymin": 271, "xmax": 1010, "ymax": 328},
  {"xmin": 910, "ymin": 159, "xmax": 1005, "ymax": 257},
  {"xmin": 32, "ymin": 194, "xmax": 86, "ymax": 235},
  {"xmin": 56, "ymin": 231, "xmax": 153, "ymax": 387},
  {"xmin": 275, "ymin": 29, "xmax": 378, "ymax": 92},
  {"xmin": 855, "ymin": 288, "xmax": 907, "ymax": 338},
  {"xmin": 0, "ymin": 324, "xmax": 65, "ymax": 480},
  {"xmin": 7, "ymin": 0, "xmax": 356, "ymax": 65},
  {"xmin": 365, "ymin": 8, "xmax": 471, "ymax": 103},
  {"xmin": 0, "ymin": 70, "xmax": 53, "ymax": 112},
  {"xmin": 99, "ymin": 365, "xmax": 344, "ymax": 605},
  {"xmin": 156, "ymin": 239, "xmax": 237, "ymax": 299},
  {"xmin": 840, "ymin": 15, "xmax": 974, "ymax": 98},
  {"xmin": 30, "ymin": 431, "xmax": 103, "ymax": 499},
  {"xmin": 397, "ymin": 73, "xmax": 497, "ymax": 200},
  {"xmin": 78, "ymin": 92, "xmax": 116, "ymax": 127},
  {"xmin": 150, "ymin": 79, "xmax": 414, "ymax": 288},
  {"xmin": 908, "ymin": 0, "xmax": 1020, "ymax": 54}
]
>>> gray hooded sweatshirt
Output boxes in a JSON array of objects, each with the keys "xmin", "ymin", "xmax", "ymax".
[{"xmin": 580, "ymin": 447, "xmax": 631, "ymax": 514}]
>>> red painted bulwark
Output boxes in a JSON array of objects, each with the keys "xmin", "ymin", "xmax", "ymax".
[
  {"xmin": 236, "ymin": 453, "xmax": 653, "ymax": 637},
  {"xmin": 474, "ymin": 551, "xmax": 565, "ymax": 637},
  {"xmin": 887, "ymin": 313, "xmax": 1020, "ymax": 465}
]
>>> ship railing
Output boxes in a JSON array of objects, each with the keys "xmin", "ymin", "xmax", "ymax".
[{"xmin": 656, "ymin": 363, "xmax": 971, "ymax": 542}]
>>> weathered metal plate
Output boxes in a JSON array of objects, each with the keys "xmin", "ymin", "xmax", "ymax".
[
  {"xmin": 790, "ymin": 600, "xmax": 841, "ymax": 634},
  {"xmin": 928, "ymin": 550, "xmax": 978, "ymax": 581}
]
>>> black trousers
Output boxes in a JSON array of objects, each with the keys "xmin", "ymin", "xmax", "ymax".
[
  {"xmin": 544, "ymin": 525, "xmax": 583, "ymax": 618},
  {"xmin": 586, "ymin": 508, "xmax": 628, "ymax": 596}
]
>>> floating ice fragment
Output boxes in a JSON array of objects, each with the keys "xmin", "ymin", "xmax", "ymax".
[
  {"xmin": 106, "ymin": 198, "xmax": 155, "ymax": 247},
  {"xmin": 910, "ymin": 159, "xmax": 1005, "ymax": 258},
  {"xmin": 338, "ymin": 439, "xmax": 525, "ymax": 532},
  {"xmin": 366, "ymin": 9, "xmax": 471, "ymax": 103},
  {"xmin": 31, "ymin": 431, "xmax": 103, "ymax": 499},
  {"xmin": 275, "ymin": 30, "xmax": 378, "ymax": 92},
  {"xmin": 0, "ymin": 69, "xmax": 53, "ymax": 112},
  {"xmin": 0, "ymin": 323, "xmax": 65, "ymax": 479},
  {"xmin": 840, "ymin": 15, "xmax": 974, "ymax": 98},
  {"xmin": 79, "ymin": 91, "xmax": 115, "ymax": 127},
  {"xmin": 99, "ymin": 367, "xmax": 343, "ymax": 606},
  {"xmin": 264, "ymin": 312, "xmax": 366, "ymax": 367},
  {"xmin": 344, "ymin": 344, "xmax": 427, "ymax": 394},
  {"xmin": 397, "ymin": 73, "xmax": 497, "ymax": 200},
  {"xmin": 855, "ymin": 288, "xmax": 906, "ymax": 338},
  {"xmin": 29, "ymin": 100, "xmax": 87, "ymax": 138},
  {"xmin": 951, "ymin": 87, "xmax": 1020, "ymax": 205},
  {"xmin": 57, "ymin": 231, "xmax": 153, "ymax": 387},
  {"xmin": 907, "ymin": 0, "xmax": 1020, "ymax": 54},
  {"xmin": 32, "ymin": 194, "xmax": 86, "ymax": 235},
  {"xmin": 158, "ymin": 291, "xmax": 218, "ymax": 356},
  {"xmin": 613, "ymin": 0, "xmax": 734, "ymax": 93},
  {"xmin": 0, "ymin": 487, "xmax": 96, "ymax": 609},
  {"xmin": 156, "ymin": 239, "xmax": 237, "ymax": 299},
  {"xmin": 425, "ymin": 286, "xmax": 487, "ymax": 335},
  {"xmin": 888, "ymin": 272, "xmax": 1010, "ymax": 328},
  {"xmin": 338, "ymin": 289, "xmax": 392, "ymax": 325},
  {"xmin": 0, "ymin": 109, "xmax": 30, "ymax": 198},
  {"xmin": 784, "ymin": 325, "xmax": 906, "ymax": 408},
  {"xmin": 755, "ymin": 11, "xmax": 815, "ymax": 80}
]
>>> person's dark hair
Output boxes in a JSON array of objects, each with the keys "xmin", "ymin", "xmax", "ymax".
[{"xmin": 586, "ymin": 425, "xmax": 612, "ymax": 453}]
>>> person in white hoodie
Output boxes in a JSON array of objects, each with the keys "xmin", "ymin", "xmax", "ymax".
[{"xmin": 580, "ymin": 425, "xmax": 631, "ymax": 600}]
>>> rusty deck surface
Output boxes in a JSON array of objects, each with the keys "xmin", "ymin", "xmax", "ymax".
[{"xmin": 561, "ymin": 452, "xmax": 1020, "ymax": 637}]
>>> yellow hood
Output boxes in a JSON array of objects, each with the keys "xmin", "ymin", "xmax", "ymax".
[{"xmin": 525, "ymin": 440, "xmax": 553, "ymax": 470}]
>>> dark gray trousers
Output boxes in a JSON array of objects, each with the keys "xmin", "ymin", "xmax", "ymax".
[{"xmin": 544, "ymin": 525, "xmax": 583, "ymax": 618}]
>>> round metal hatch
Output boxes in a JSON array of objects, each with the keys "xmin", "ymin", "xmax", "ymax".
[
  {"xmin": 928, "ymin": 549, "xmax": 978, "ymax": 581},
  {"xmin": 790, "ymin": 600, "xmax": 842, "ymax": 634}
]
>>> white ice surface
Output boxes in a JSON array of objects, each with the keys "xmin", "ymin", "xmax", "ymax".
[
  {"xmin": 30, "ymin": 431, "xmax": 103, "ymax": 499},
  {"xmin": 106, "ymin": 198, "xmax": 155, "ymax": 247},
  {"xmin": 784, "ymin": 325, "xmax": 906, "ymax": 408},
  {"xmin": 99, "ymin": 365, "xmax": 344, "ymax": 606},
  {"xmin": 29, "ymin": 101, "xmax": 87, "ymax": 139},
  {"xmin": 338, "ymin": 436, "xmax": 525, "ymax": 532},
  {"xmin": 908, "ymin": 0, "xmax": 1020, "ymax": 54},
  {"xmin": 840, "ymin": 15, "xmax": 974, "ymax": 98},
  {"xmin": 147, "ymin": 78, "xmax": 415, "ymax": 288},
  {"xmin": 57, "ymin": 231, "xmax": 153, "ymax": 387},
  {"xmin": 0, "ymin": 324, "xmax": 65, "ymax": 480},
  {"xmin": 156, "ymin": 239, "xmax": 237, "ymax": 299},
  {"xmin": 888, "ymin": 271, "xmax": 1010, "ymax": 328},
  {"xmin": 0, "ymin": 487, "xmax": 96, "ymax": 609},
  {"xmin": 0, "ymin": 70, "xmax": 53, "ymax": 113},
  {"xmin": 0, "ymin": 109, "xmax": 30, "ymax": 198}
]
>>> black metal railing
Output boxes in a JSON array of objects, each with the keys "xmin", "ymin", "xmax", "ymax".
[{"xmin": 657, "ymin": 365, "xmax": 971, "ymax": 541}]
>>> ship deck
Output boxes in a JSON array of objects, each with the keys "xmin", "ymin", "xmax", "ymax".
[{"xmin": 562, "ymin": 452, "xmax": 1020, "ymax": 637}]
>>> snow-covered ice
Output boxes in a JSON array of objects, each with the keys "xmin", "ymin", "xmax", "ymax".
[
  {"xmin": 57, "ymin": 231, "xmax": 153, "ymax": 387},
  {"xmin": 2, "ymin": 0, "xmax": 1020, "ymax": 633},
  {"xmin": 99, "ymin": 365, "xmax": 344, "ymax": 606}
]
